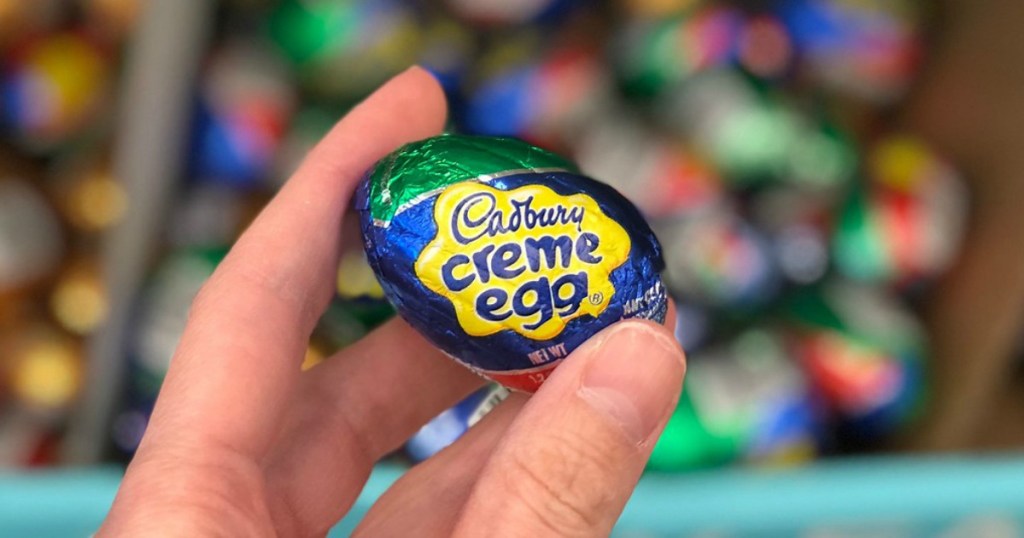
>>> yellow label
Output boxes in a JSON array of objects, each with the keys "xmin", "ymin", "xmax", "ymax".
[{"xmin": 414, "ymin": 182, "xmax": 631, "ymax": 340}]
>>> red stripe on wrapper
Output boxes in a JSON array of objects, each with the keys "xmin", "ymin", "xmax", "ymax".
[{"xmin": 482, "ymin": 360, "xmax": 563, "ymax": 393}]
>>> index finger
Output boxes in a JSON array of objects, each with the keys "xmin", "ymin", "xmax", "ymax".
[{"xmin": 139, "ymin": 67, "xmax": 448, "ymax": 460}]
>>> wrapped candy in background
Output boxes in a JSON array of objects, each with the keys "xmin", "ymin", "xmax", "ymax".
[
  {"xmin": 406, "ymin": 384, "xmax": 510, "ymax": 462},
  {"xmin": 189, "ymin": 39, "xmax": 295, "ymax": 189},
  {"xmin": 268, "ymin": 0, "xmax": 423, "ymax": 101},
  {"xmin": 1, "ymin": 31, "xmax": 112, "ymax": 151},
  {"xmin": 649, "ymin": 327, "xmax": 820, "ymax": 471},
  {"xmin": 784, "ymin": 280, "xmax": 927, "ymax": 444},
  {"xmin": 832, "ymin": 134, "xmax": 966, "ymax": 288}
]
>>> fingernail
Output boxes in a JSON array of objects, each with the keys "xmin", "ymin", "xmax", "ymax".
[{"xmin": 577, "ymin": 321, "xmax": 685, "ymax": 445}]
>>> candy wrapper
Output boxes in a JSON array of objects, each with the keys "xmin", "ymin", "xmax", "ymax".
[
  {"xmin": 357, "ymin": 134, "xmax": 667, "ymax": 392},
  {"xmin": 406, "ymin": 384, "xmax": 510, "ymax": 462}
]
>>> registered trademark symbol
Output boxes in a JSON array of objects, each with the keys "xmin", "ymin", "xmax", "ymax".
[{"xmin": 590, "ymin": 292, "xmax": 603, "ymax": 305}]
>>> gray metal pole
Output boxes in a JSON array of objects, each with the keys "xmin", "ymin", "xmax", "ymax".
[{"xmin": 63, "ymin": 0, "xmax": 214, "ymax": 464}]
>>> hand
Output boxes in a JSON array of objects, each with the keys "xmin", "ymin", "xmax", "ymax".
[{"xmin": 98, "ymin": 67, "xmax": 687, "ymax": 538}]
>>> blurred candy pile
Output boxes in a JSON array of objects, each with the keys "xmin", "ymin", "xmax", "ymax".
[
  {"xmin": 0, "ymin": 0, "xmax": 968, "ymax": 470},
  {"xmin": 0, "ymin": 0, "xmax": 137, "ymax": 465}
]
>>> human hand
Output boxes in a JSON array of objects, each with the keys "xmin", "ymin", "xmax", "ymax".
[{"xmin": 98, "ymin": 67, "xmax": 687, "ymax": 538}]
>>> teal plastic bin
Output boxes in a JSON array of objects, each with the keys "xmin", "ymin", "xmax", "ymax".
[{"xmin": 4, "ymin": 456, "xmax": 1024, "ymax": 537}]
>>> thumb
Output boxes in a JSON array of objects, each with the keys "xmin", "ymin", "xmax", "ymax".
[{"xmin": 453, "ymin": 319, "xmax": 686, "ymax": 537}]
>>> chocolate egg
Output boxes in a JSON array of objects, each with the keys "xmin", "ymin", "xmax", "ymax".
[{"xmin": 356, "ymin": 134, "xmax": 667, "ymax": 392}]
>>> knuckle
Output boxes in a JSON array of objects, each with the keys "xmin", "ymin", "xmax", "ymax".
[{"xmin": 501, "ymin": 430, "xmax": 622, "ymax": 535}]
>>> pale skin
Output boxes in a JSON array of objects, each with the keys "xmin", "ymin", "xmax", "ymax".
[{"xmin": 98, "ymin": 67, "xmax": 687, "ymax": 537}]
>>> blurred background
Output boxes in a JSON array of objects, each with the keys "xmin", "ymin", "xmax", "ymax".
[{"xmin": 2, "ymin": 0, "xmax": 1024, "ymax": 535}]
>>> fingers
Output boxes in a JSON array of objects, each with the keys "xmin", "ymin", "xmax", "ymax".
[
  {"xmin": 267, "ymin": 301, "xmax": 679, "ymax": 534},
  {"xmin": 355, "ymin": 304, "xmax": 681, "ymax": 537},
  {"xmin": 138, "ymin": 66, "xmax": 447, "ymax": 460},
  {"xmin": 453, "ymin": 320, "xmax": 685, "ymax": 537},
  {"xmin": 263, "ymin": 318, "xmax": 484, "ymax": 536},
  {"xmin": 353, "ymin": 394, "xmax": 529, "ymax": 538}
]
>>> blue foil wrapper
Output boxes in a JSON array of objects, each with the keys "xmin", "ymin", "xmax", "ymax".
[
  {"xmin": 406, "ymin": 384, "xmax": 510, "ymax": 462},
  {"xmin": 356, "ymin": 136, "xmax": 668, "ymax": 392}
]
